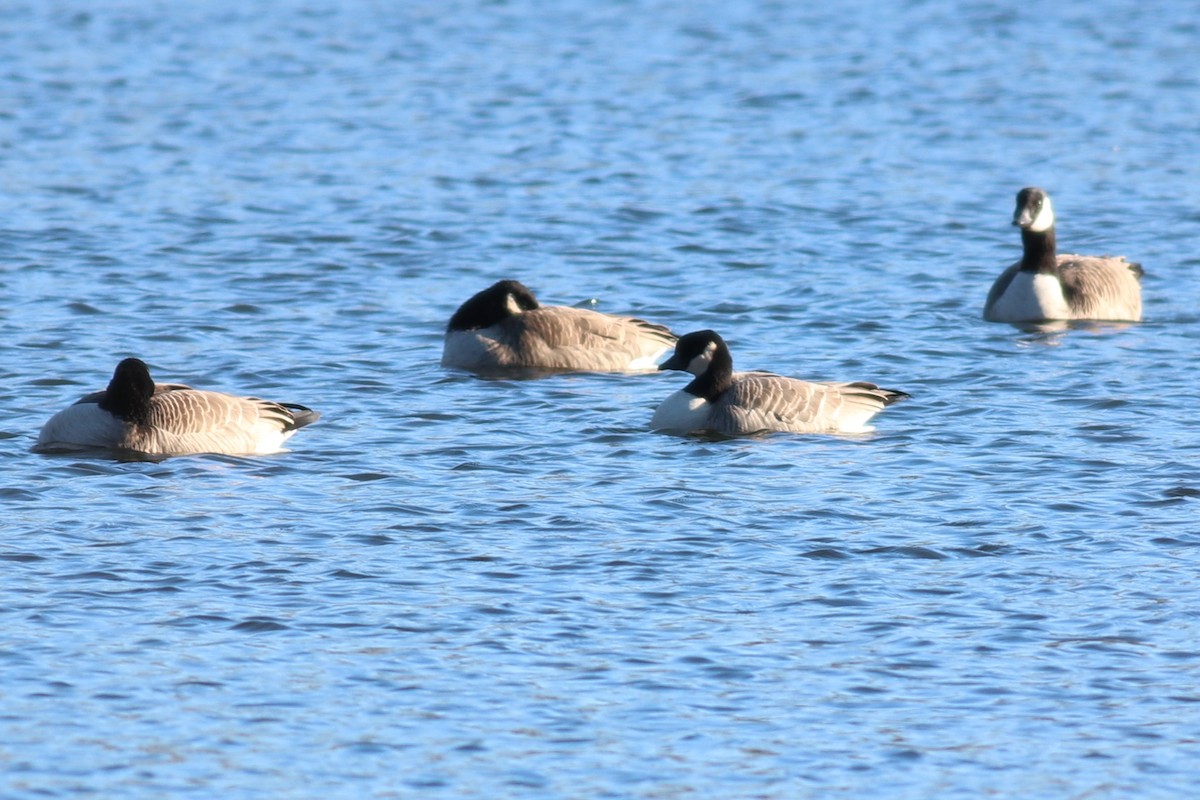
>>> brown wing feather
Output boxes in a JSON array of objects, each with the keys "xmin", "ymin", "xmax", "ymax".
[
  {"xmin": 124, "ymin": 390, "xmax": 292, "ymax": 453},
  {"xmin": 712, "ymin": 374, "xmax": 903, "ymax": 434},
  {"xmin": 1057, "ymin": 255, "xmax": 1143, "ymax": 320},
  {"xmin": 506, "ymin": 307, "xmax": 676, "ymax": 370}
]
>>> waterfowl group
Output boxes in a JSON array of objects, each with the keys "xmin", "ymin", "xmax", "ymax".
[
  {"xmin": 34, "ymin": 186, "xmax": 1147, "ymax": 454},
  {"xmin": 439, "ymin": 282, "xmax": 907, "ymax": 437}
]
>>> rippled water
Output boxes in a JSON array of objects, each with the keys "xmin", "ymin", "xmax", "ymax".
[{"xmin": 3, "ymin": 1, "xmax": 1200, "ymax": 797}]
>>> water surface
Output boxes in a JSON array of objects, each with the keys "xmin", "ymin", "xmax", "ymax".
[{"xmin": 2, "ymin": 1, "xmax": 1200, "ymax": 797}]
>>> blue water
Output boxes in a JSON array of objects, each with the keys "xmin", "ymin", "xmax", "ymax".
[{"xmin": 3, "ymin": 1, "xmax": 1200, "ymax": 797}]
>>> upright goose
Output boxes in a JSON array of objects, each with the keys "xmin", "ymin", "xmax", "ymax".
[
  {"xmin": 442, "ymin": 279, "xmax": 677, "ymax": 374},
  {"xmin": 984, "ymin": 187, "xmax": 1143, "ymax": 323},
  {"xmin": 651, "ymin": 330, "xmax": 907, "ymax": 436},
  {"xmin": 34, "ymin": 358, "xmax": 320, "ymax": 456}
]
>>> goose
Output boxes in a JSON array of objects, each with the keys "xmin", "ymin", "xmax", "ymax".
[
  {"xmin": 442, "ymin": 279, "xmax": 677, "ymax": 374},
  {"xmin": 984, "ymin": 187, "xmax": 1143, "ymax": 323},
  {"xmin": 34, "ymin": 358, "xmax": 320, "ymax": 456},
  {"xmin": 651, "ymin": 330, "xmax": 908, "ymax": 436}
]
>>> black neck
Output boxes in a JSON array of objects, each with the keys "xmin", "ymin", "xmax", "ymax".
[
  {"xmin": 684, "ymin": 347, "xmax": 734, "ymax": 401},
  {"xmin": 448, "ymin": 296, "xmax": 501, "ymax": 331},
  {"xmin": 1020, "ymin": 227, "xmax": 1058, "ymax": 274}
]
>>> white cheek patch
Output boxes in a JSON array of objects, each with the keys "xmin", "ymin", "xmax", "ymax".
[
  {"xmin": 505, "ymin": 293, "xmax": 525, "ymax": 315},
  {"xmin": 686, "ymin": 340, "xmax": 718, "ymax": 375},
  {"xmin": 1029, "ymin": 198, "xmax": 1055, "ymax": 232}
]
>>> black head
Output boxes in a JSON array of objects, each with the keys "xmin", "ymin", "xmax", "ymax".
[
  {"xmin": 1013, "ymin": 187, "xmax": 1053, "ymax": 232},
  {"xmin": 446, "ymin": 279, "xmax": 541, "ymax": 332},
  {"xmin": 99, "ymin": 357, "xmax": 156, "ymax": 423},
  {"xmin": 659, "ymin": 329, "xmax": 730, "ymax": 375},
  {"xmin": 659, "ymin": 329, "xmax": 734, "ymax": 400}
]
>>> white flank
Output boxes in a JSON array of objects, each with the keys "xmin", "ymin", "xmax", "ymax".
[
  {"xmin": 162, "ymin": 418, "xmax": 297, "ymax": 456},
  {"xmin": 826, "ymin": 404, "xmax": 879, "ymax": 435}
]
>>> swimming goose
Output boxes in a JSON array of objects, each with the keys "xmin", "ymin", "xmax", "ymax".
[
  {"xmin": 34, "ymin": 358, "xmax": 320, "ymax": 456},
  {"xmin": 651, "ymin": 330, "xmax": 908, "ymax": 436},
  {"xmin": 984, "ymin": 187, "xmax": 1143, "ymax": 323},
  {"xmin": 442, "ymin": 279, "xmax": 677, "ymax": 374}
]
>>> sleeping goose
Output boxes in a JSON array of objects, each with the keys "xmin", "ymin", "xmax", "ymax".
[
  {"xmin": 651, "ymin": 330, "xmax": 908, "ymax": 436},
  {"xmin": 442, "ymin": 279, "xmax": 677, "ymax": 374},
  {"xmin": 34, "ymin": 357, "xmax": 319, "ymax": 456},
  {"xmin": 984, "ymin": 187, "xmax": 1143, "ymax": 323}
]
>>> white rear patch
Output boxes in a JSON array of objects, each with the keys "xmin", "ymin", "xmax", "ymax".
[
  {"xmin": 987, "ymin": 271, "xmax": 1071, "ymax": 322},
  {"xmin": 650, "ymin": 390, "xmax": 711, "ymax": 433},
  {"xmin": 627, "ymin": 343, "xmax": 675, "ymax": 372}
]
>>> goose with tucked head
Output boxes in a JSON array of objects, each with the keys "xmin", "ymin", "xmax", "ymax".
[
  {"xmin": 442, "ymin": 279, "xmax": 677, "ymax": 374},
  {"xmin": 34, "ymin": 358, "xmax": 319, "ymax": 456},
  {"xmin": 651, "ymin": 330, "xmax": 908, "ymax": 436},
  {"xmin": 984, "ymin": 187, "xmax": 1143, "ymax": 323}
]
